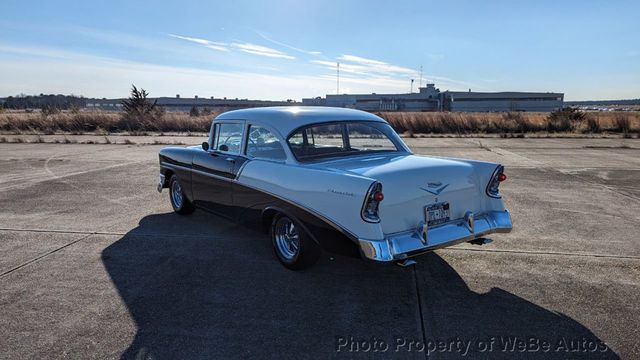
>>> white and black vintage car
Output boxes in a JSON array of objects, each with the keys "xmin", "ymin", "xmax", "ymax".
[{"xmin": 157, "ymin": 107, "xmax": 512, "ymax": 269}]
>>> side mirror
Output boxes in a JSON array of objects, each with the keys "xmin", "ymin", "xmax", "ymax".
[
  {"xmin": 219, "ymin": 144, "xmax": 229, "ymax": 152},
  {"xmin": 201, "ymin": 142, "xmax": 209, "ymax": 151}
]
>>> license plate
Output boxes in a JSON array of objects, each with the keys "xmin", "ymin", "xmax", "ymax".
[{"xmin": 425, "ymin": 202, "xmax": 450, "ymax": 226}]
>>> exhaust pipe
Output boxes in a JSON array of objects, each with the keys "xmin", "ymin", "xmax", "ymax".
[
  {"xmin": 397, "ymin": 259, "xmax": 417, "ymax": 267},
  {"xmin": 468, "ymin": 237, "xmax": 493, "ymax": 246}
]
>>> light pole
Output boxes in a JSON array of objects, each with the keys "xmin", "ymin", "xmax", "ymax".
[{"xmin": 337, "ymin": 62, "xmax": 340, "ymax": 94}]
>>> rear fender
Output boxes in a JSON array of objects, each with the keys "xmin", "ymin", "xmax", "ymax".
[
  {"xmin": 239, "ymin": 160, "xmax": 386, "ymax": 241},
  {"xmin": 445, "ymin": 158, "xmax": 507, "ymax": 212}
]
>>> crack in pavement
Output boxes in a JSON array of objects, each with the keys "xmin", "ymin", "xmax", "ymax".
[
  {"xmin": 413, "ymin": 266, "xmax": 431, "ymax": 359},
  {"xmin": 0, "ymin": 227, "xmax": 240, "ymax": 239},
  {"xmin": 554, "ymin": 168, "xmax": 640, "ymax": 203},
  {"xmin": 0, "ymin": 233, "xmax": 94, "ymax": 278},
  {"xmin": 0, "ymin": 228, "xmax": 245, "ymax": 278},
  {"xmin": 0, "ymin": 161, "xmax": 143, "ymax": 192},
  {"xmin": 442, "ymin": 246, "xmax": 640, "ymax": 260}
]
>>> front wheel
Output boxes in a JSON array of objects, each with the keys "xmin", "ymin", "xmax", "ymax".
[
  {"xmin": 169, "ymin": 175, "xmax": 194, "ymax": 215},
  {"xmin": 271, "ymin": 215, "xmax": 320, "ymax": 270}
]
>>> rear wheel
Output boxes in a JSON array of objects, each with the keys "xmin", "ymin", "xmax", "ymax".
[
  {"xmin": 271, "ymin": 214, "xmax": 320, "ymax": 270},
  {"xmin": 169, "ymin": 175, "xmax": 194, "ymax": 215}
]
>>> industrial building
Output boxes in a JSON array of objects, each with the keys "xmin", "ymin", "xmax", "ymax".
[
  {"xmin": 302, "ymin": 83, "xmax": 564, "ymax": 112},
  {"xmin": 85, "ymin": 95, "xmax": 298, "ymax": 111}
]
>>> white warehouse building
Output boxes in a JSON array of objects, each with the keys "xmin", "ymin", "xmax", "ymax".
[{"xmin": 303, "ymin": 83, "xmax": 564, "ymax": 112}]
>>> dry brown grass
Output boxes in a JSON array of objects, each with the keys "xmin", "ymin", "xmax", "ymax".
[
  {"xmin": 1, "ymin": 110, "xmax": 639, "ymax": 135},
  {"xmin": 0, "ymin": 111, "xmax": 217, "ymax": 134},
  {"xmin": 379, "ymin": 111, "xmax": 640, "ymax": 135}
]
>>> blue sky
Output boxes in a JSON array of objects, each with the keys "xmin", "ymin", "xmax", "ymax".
[{"xmin": 1, "ymin": 0, "xmax": 638, "ymax": 100}]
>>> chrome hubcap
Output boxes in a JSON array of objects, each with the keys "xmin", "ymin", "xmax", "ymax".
[
  {"xmin": 171, "ymin": 180, "xmax": 183, "ymax": 208},
  {"xmin": 274, "ymin": 218, "xmax": 300, "ymax": 260}
]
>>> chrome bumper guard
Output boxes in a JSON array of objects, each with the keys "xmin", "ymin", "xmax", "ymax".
[{"xmin": 358, "ymin": 210, "xmax": 513, "ymax": 262}]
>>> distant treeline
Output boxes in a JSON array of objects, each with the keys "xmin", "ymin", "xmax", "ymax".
[
  {"xmin": 0, "ymin": 94, "xmax": 88, "ymax": 109},
  {"xmin": 566, "ymin": 99, "xmax": 640, "ymax": 106}
]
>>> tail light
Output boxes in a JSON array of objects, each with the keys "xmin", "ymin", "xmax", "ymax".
[
  {"xmin": 486, "ymin": 165, "xmax": 506, "ymax": 198},
  {"xmin": 361, "ymin": 182, "xmax": 383, "ymax": 223}
]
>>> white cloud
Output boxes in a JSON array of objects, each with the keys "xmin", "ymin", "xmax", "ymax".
[
  {"xmin": 317, "ymin": 73, "xmax": 409, "ymax": 89},
  {"xmin": 338, "ymin": 54, "xmax": 388, "ymax": 66},
  {"xmin": 231, "ymin": 42, "xmax": 295, "ymax": 60},
  {"xmin": 312, "ymin": 55, "xmax": 482, "ymax": 91},
  {"xmin": 168, "ymin": 34, "xmax": 229, "ymax": 52},
  {"xmin": 256, "ymin": 32, "xmax": 322, "ymax": 57},
  {"xmin": 0, "ymin": 44, "xmax": 341, "ymax": 99},
  {"xmin": 337, "ymin": 54, "xmax": 416, "ymax": 76},
  {"xmin": 168, "ymin": 34, "xmax": 295, "ymax": 59},
  {"xmin": 311, "ymin": 60, "xmax": 370, "ymax": 76}
]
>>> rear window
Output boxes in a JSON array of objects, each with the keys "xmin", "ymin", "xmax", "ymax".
[{"xmin": 287, "ymin": 121, "xmax": 404, "ymax": 161}]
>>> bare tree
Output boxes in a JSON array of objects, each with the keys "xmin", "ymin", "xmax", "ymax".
[
  {"xmin": 121, "ymin": 85, "xmax": 157, "ymax": 118},
  {"xmin": 120, "ymin": 85, "xmax": 159, "ymax": 130}
]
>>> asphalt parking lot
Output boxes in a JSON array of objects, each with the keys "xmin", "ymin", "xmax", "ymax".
[{"xmin": 1, "ymin": 137, "xmax": 639, "ymax": 359}]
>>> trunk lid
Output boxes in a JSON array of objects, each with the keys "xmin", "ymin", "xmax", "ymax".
[{"xmin": 318, "ymin": 154, "xmax": 485, "ymax": 234}]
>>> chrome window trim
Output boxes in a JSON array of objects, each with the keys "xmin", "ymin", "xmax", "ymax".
[
  {"xmin": 285, "ymin": 120, "xmax": 411, "ymax": 163},
  {"xmin": 207, "ymin": 119, "xmax": 215, "ymax": 149},
  {"xmin": 210, "ymin": 119, "xmax": 247, "ymax": 155}
]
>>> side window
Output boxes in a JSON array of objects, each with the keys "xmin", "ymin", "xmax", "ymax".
[
  {"xmin": 246, "ymin": 125, "xmax": 286, "ymax": 160},
  {"xmin": 214, "ymin": 123, "xmax": 243, "ymax": 154}
]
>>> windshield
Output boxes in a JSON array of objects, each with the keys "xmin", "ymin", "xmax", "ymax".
[{"xmin": 287, "ymin": 121, "xmax": 407, "ymax": 161}]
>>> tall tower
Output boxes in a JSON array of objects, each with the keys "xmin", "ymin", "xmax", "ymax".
[{"xmin": 336, "ymin": 62, "xmax": 340, "ymax": 94}]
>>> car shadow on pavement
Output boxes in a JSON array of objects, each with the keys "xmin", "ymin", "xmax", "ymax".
[
  {"xmin": 415, "ymin": 253, "xmax": 619, "ymax": 359},
  {"xmin": 102, "ymin": 213, "xmax": 618, "ymax": 359}
]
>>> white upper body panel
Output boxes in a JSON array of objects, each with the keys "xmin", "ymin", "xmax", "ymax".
[{"xmin": 215, "ymin": 106, "xmax": 386, "ymax": 138}]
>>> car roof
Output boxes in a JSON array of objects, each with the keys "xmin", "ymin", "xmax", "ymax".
[{"xmin": 214, "ymin": 106, "xmax": 387, "ymax": 137}]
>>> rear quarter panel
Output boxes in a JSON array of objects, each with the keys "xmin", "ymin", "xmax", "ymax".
[
  {"xmin": 237, "ymin": 160, "xmax": 385, "ymax": 241},
  {"xmin": 445, "ymin": 157, "xmax": 507, "ymax": 213}
]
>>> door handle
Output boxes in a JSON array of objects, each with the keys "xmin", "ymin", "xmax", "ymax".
[{"xmin": 225, "ymin": 157, "xmax": 235, "ymax": 163}]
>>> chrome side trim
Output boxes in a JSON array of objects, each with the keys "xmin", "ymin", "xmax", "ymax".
[
  {"xmin": 191, "ymin": 168, "xmax": 235, "ymax": 182},
  {"xmin": 239, "ymin": 181, "xmax": 360, "ymax": 242},
  {"xmin": 160, "ymin": 161, "xmax": 359, "ymax": 241},
  {"xmin": 358, "ymin": 210, "xmax": 513, "ymax": 262},
  {"xmin": 160, "ymin": 162, "xmax": 192, "ymax": 173},
  {"xmin": 236, "ymin": 158, "xmax": 251, "ymax": 175},
  {"xmin": 163, "ymin": 159, "xmax": 250, "ymax": 182}
]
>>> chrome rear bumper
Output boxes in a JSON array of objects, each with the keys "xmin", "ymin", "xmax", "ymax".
[
  {"xmin": 358, "ymin": 210, "xmax": 513, "ymax": 262},
  {"xmin": 157, "ymin": 174, "xmax": 166, "ymax": 193}
]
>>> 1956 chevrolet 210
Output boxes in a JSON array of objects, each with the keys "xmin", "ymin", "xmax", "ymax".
[{"xmin": 157, "ymin": 107, "xmax": 512, "ymax": 269}]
